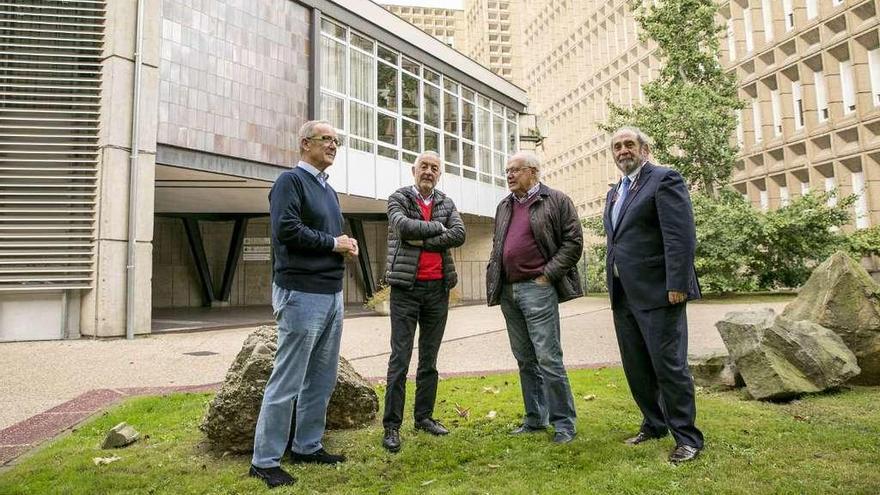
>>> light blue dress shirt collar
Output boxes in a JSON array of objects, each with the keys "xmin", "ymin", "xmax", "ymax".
[{"xmin": 297, "ymin": 161, "xmax": 329, "ymax": 187}]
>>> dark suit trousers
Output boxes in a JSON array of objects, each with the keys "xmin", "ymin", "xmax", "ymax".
[
  {"xmin": 612, "ymin": 279, "xmax": 704, "ymax": 449},
  {"xmin": 383, "ymin": 280, "xmax": 449, "ymax": 429}
]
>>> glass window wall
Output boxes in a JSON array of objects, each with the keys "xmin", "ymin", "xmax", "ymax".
[{"xmin": 318, "ymin": 16, "xmax": 518, "ymax": 180}]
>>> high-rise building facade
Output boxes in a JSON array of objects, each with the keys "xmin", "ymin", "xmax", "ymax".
[
  {"xmin": 519, "ymin": 0, "xmax": 880, "ymax": 233},
  {"xmin": 383, "ymin": 1, "xmax": 526, "ymax": 86},
  {"xmin": 724, "ymin": 0, "xmax": 879, "ymax": 228},
  {"xmin": 462, "ymin": 0, "xmax": 525, "ymax": 85},
  {"xmin": 381, "ymin": 3, "xmax": 465, "ymax": 48}
]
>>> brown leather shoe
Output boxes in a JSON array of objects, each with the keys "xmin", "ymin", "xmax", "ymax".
[
  {"xmin": 669, "ymin": 444, "xmax": 701, "ymax": 463},
  {"xmin": 624, "ymin": 431, "xmax": 666, "ymax": 445}
]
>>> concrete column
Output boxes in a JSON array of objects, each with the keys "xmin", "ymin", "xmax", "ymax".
[{"xmin": 81, "ymin": 0, "xmax": 161, "ymax": 337}]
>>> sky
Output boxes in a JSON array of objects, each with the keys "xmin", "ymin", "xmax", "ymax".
[{"xmin": 378, "ymin": 0, "xmax": 465, "ymax": 8}]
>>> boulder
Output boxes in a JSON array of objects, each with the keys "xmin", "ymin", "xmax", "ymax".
[
  {"xmin": 688, "ymin": 352, "xmax": 741, "ymax": 389},
  {"xmin": 101, "ymin": 422, "xmax": 140, "ymax": 449},
  {"xmin": 782, "ymin": 251, "xmax": 880, "ymax": 385},
  {"xmin": 716, "ymin": 309, "xmax": 860, "ymax": 401},
  {"xmin": 200, "ymin": 326, "xmax": 379, "ymax": 453}
]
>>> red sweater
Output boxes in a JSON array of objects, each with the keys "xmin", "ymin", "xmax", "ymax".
[{"xmin": 416, "ymin": 201, "xmax": 444, "ymax": 281}]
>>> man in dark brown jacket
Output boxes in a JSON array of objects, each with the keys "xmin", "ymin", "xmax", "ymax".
[
  {"xmin": 487, "ymin": 151, "xmax": 584, "ymax": 444},
  {"xmin": 382, "ymin": 151, "xmax": 466, "ymax": 453}
]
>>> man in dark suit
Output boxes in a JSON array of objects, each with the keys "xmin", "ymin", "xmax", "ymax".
[{"xmin": 603, "ymin": 127, "xmax": 704, "ymax": 463}]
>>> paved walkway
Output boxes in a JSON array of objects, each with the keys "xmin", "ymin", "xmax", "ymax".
[{"xmin": 0, "ymin": 296, "xmax": 788, "ymax": 434}]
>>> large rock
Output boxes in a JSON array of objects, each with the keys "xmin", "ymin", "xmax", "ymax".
[
  {"xmin": 783, "ymin": 251, "xmax": 880, "ymax": 384},
  {"xmin": 688, "ymin": 352, "xmax": 741, "ymax": 389},
  {"xmin": 200, "ymin": 326, "xmax": 379, "ymax": 453},
  {"xmin": 716, "ymin": 309, "xmax": 860, "ymax": 401}
]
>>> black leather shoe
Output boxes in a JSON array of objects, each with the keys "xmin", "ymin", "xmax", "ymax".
[
  {"xmin": 414, "ymin": 418, "xmax": 449, "ymax": 436},
  {"xmin": 290, "ymin": 448, "xmax": 346, "ymax": 465},
  {"xmin": 553, "ymin": 430, "xmax": 576, "ymax": 444},
  {"xmin": 509, "ymin": 424, "xmax": 548, "ymax": 435},
  {"xmin": 624, "ymin": 431, "xmax": 667, "ymax": 445},
  {"xmin": 383, "ymin": 428, "xmax": 401, "ymax": 452},
  {"xmin": 669, "ymin": 444, "xmax": 701, "ymax": 463},
  {"xmin": 249, "ymin": 465, "xmax": 296, "ymax": 488}
]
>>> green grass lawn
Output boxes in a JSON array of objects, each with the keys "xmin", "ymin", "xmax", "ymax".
[{"xmin": 2, "ymin": 368, "xmax": 878, "ymax": 494}]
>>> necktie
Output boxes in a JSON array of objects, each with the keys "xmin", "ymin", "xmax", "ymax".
[
  {"xmin": 612, "ymin": 176, "xmax": 631, "ymax": 229},
  {"xmin": 317, "ymin": 171, "xmax": 329, "ymax": 187}
]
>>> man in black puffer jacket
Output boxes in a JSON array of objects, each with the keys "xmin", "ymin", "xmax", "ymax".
[{"xmin": 381, "ymin": 151, "xmax": 466, "ymax": 453}]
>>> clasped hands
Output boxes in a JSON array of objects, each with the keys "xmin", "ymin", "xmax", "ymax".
[{"xmin": 333, "ymin": 235, "xmax": 359, "ymax": 258}]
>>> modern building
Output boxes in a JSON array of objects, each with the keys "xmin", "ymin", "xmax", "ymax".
[
  {"xmin": 383, "ymin": 1, "xmax": 525, "ymax": 86},
  {"xmin": 461, "ymin": 0, "xmax": 525, "ymax": 86},
  {"xmin": 0, "ymin": 0, "xmax": 527, "ymax": 341},
  {"xmin": 380, "ymin": 2, "xmax": 464, "ymax": 48},
  {"xmin": 516, "ymin": 0, "xmax": 880, "ymax": 235}
]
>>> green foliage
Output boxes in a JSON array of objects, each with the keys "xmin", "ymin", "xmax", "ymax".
[
  {"xmin": 582, "ymin": 217, "xmax": 608, "ymax": 293},
  {"xmin": 756, "ymin": 191, "xmax": 854, "ymax": 288},
  {"xmin": 845, "ymin": 225, "xmax": 880, "ymax": 258},
  {"xmin": 585, "ymin": 190, "xmax": 856, "ymax": 293},
  {"xmin": 691, "ymin": 190, "xmax": 762, "ymax": 292},
  {"xmin": 603, "ymin": 0, "xmax": 742, "ymax": 195},
  {"xmin": 3, "ymin": 370, "xmax": 880, "ymax": 494}
]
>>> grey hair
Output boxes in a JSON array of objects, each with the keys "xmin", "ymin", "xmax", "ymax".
[
  {"xmin": 414, "ymin": 150, "xmax": 441, "ymax": 167},
  {"xmin": 611, "ymin": 126, "xmax": 652, "ymax": 149},
  {"xmin": 298, "ymin": 119, "xmax": 333, "ymax": 152},
  {"xmin": 508, "ymin": 151, "xmax": 542, "ymax": 177}
]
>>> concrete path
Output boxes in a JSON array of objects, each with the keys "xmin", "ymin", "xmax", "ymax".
[{"xmin": 0, "ymin": 295, "xmax": 788, "ymax": 432}]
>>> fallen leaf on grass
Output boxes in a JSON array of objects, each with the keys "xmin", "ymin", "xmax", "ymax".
[
  {"xmin": 454, "ymin": 404, "xmax": 470, "ymax": 419},
  {"xmin": 93, "ymin": 456, "xmax": 121, "ymax": 466},
  {"xmin": 582, "ymin": 394, "xmax": 596, "ymax": 401},
  {"xmin": 793, "ymin": 415, "xmax": 810, "ymax": 422},
  {"xmin": 482, "ymin": 386, "xmax": 500, "ymax": 394},
  {"xmin": 421, "ymin": 479, "xmax": 436, "ymax": 486},
  {"xmin": 488, "ymin": 464, "xmax": 501, "ymax": 469},
  {"xmin": 486, "ymin": 410, "xmax": 497, "ymax": 419}
]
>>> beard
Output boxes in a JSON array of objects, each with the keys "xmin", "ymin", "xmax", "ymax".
[{"xmin": 616, "ymin": 156, "xmax": 639, "ymax": 175}]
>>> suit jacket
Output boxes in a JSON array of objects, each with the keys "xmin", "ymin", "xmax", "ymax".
[{"xmin": 603, "ymin": 162, "xmax": 701, "ymax": 310}]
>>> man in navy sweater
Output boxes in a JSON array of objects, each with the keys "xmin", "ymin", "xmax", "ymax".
[{"xmin": 249, "ymin": 120, "xmax": 358, "ymax": 489}]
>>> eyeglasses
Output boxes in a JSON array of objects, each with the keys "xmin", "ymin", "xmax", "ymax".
[
  {"xmin": 308, "ymin": 135, "xmax": 342, "ymax": 147},
  {"xmin": 504, "ymin": 166, "xmax": 535, "ymax": 176}
]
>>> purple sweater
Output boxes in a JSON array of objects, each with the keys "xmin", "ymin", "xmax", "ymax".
[{"xmin": 502, "ymin": 195, "xmax": 546, "ymax": 282}]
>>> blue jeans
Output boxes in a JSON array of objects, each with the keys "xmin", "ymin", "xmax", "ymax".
[
  {"xmin": 500, "ymin": 280, "xmax": 577, "ymax": 433},
  {"xmin": 251, "ymin": 284, "xmax": 343, "ymax": 468}
]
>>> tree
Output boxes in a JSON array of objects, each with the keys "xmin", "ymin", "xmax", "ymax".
[
  {"xmin": 603, "ymin": 0, "xmax": 742, "ymax": 196},
  {"xmin": 584, "ymin": 190, "xmax": 856, "ymax": 293}
]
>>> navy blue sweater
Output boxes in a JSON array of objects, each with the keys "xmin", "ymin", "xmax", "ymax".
[{"xmin": 269, "ymin": 167, "xmax": 344, "ymax": 293}]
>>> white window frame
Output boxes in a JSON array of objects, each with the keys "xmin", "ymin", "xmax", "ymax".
[
  {"xmin": 743, "ymin": 7, "xmax": 754, "ymax": 53},
  {"xmin": 762, "ymin": 0, "xmax": 774, "ymax": 42},
  {"xmin": 783, "ymin": 0, "xmax": 794, "ymax": 32},
  {"xmin": 869, "ymin": 48, "xmax": 880, "ymax": 107},
  {"xmin": 727, "ymin": 19, "xmax": 737, "ymax": 61},
  {"xmin": 853, "ymin": 171, "xmax": 870, "ymax": 229},
  {"xmin": 814, "ymin": 70, "xmax": 828, "ymax": 122},
  {"xmin": 806, "ymin": 0, "xmax": 817, "ymax": 20},
  {"xmin": 769, "ymin": 89, "xmax": 782, "ymax": 136},
  {"xmin": 792, "ymin": 80, "xmax": 805, "ymax": 129},
  {"xmin": 752, "ymin": 97, "xmax": 763, "ymax": 143},
  {"xmin": 840, "ymin": 59, "xmax": 856, "ymax": 115}
]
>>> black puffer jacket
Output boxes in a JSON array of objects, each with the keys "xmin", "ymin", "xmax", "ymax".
[
  {"xmin": 385, "ymin": 187, "xmax": 466, "ymax": 289},
  {"xmin": 486, "ymin": 183, "xmax": 584, "ymax": 306}
]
